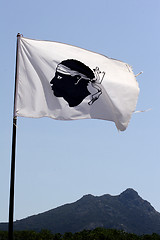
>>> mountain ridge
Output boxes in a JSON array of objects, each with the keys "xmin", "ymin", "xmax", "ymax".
[{"xmin": 1, "ymin": 188, "xmax": 160, "ymax": 235}]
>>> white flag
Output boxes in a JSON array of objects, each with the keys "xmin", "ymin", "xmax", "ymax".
[{"xmin": 15, "ymin": 36, "xmax": 139, "ymax": 131}]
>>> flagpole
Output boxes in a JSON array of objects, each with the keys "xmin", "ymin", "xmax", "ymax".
[{"xmin": 8, "ymin": 33, "xmax": 21, "ymax": 240}]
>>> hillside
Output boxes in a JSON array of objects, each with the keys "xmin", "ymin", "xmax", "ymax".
[{"xmin": 1, "ymin": 188, "xmax": 160, "ymax": 235}]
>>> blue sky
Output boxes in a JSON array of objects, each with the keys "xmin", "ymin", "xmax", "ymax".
[{"xmin": 0, "ymin": 0, "xmax": 160, "ymax": 222}]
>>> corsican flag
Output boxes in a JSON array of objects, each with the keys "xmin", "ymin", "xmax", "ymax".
[{"xmin": 15, "ymin": 36, "xmax": 139, "ymax": 131}]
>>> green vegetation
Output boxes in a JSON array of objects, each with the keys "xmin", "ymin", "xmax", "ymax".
[{"xmin": 1, "ymin": 228, "xmax": 160, "ymax": 240}]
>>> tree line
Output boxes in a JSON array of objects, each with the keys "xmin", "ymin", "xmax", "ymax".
[{"xmin": 0, "ymin": 228, "xmax": 160, "ymax": 240}]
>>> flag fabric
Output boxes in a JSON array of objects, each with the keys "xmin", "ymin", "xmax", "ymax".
[{"xmin": 15, "ymin": 36, "xmax": 139, "ymax": 131}]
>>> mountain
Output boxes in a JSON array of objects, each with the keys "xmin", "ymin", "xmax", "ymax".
[{"xmin": 1, "ymin": 188, "xmax": 160, "ymax": 235}]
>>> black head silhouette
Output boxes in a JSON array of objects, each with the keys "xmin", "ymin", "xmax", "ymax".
[{"xmin": 50, "ymin": 59, "xmax": 95, "ymax": 107}]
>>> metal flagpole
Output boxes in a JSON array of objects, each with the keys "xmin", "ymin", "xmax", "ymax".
[{"xmin": 8, "ymin": 33, "xmax": 21, "ymax": 240}]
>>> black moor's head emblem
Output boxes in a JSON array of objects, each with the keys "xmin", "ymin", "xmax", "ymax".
[{"xmin": 50, "ymin": 59, "xmax": 105, "ymax": 107}]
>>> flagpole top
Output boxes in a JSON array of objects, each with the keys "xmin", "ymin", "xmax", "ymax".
[{"xmin": 17, "ymin": 33, "xmax": 23, "ymax": 38}]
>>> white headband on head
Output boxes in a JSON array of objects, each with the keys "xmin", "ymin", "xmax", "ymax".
[{"xmin": 57, "ymin": 64, "xmax": 90, "ymax": 81}]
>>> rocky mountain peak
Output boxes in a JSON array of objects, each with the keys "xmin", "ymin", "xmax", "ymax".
[{"xmin": 119, "ymin": 188, "xmax": 139, "ymax": 200}]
